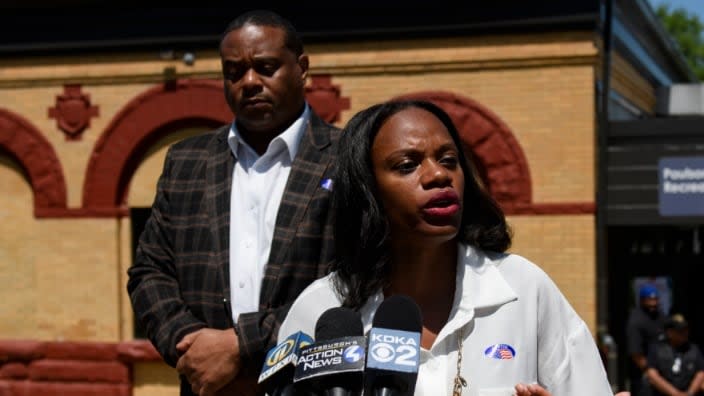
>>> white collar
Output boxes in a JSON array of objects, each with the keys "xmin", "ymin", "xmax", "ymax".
[
  {"xmin": 360, "ymin": 243, "xmax": 518, "ymax": 343},
  {"xmin": 437, "ymin": 244, "xmax": 518, "ymax": 340},
  {"xmin": 227, "ymin": 104, "xmax": 310, "ymax": 162}
]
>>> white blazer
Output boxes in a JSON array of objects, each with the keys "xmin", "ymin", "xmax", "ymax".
[{"xmin": 278, "ymin": 243, "xmax": 613, "ymax": 396}]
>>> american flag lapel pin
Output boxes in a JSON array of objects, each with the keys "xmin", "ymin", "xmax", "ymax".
[{"xmin": 320, "ymin": 178, "xmax": 333, "ymax": 191}]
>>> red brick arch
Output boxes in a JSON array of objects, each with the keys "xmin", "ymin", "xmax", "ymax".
[
  {"xmin": 82, "ymin": 79, "xmax": 232, "ymax": 214},
  {"xmin": 392, "ymin": 92, "xmax": 532, "ymax": 208},
  {"xmin": 0, "ymin": 108, "xmax": 67, "ymax": 217}
]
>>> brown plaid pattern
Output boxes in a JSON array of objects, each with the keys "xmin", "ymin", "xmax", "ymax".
[{"xmin": 127, "ymin": 113, "xmax": 340, "ymax": 387}]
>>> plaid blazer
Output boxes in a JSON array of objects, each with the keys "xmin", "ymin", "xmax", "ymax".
[{"xmin": 127, "ymin": 112, "xmax": 340, "ymax": 376}]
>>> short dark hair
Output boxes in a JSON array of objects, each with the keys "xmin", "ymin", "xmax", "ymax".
[
  {"xmin": 220, "ymin": 9, "xmax": 304, "ymax": 57},
  {"xmin": 331, "ymin": 99, "xmax": 512, "ymax": 308}
]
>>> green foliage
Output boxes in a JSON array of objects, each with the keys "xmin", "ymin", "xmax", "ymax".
[{"xmin": 655, "ymin": 4, "xmax": 704, "ymax": 81}]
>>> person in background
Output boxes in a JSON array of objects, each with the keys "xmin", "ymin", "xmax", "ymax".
[
  {"xmin": 278, "ymin": 100, "xmax": 612, "ymax": 395},
  {"xmin": 127, "ymin": 9, "xmax": 341, "ymax": 396},
  {"xmin": 627, "ymin": 284, "xmax": 667, "ymax": 395},
  {"xmin": 644, "ymin": 314, "xmax": 704, "ymax": 396}
]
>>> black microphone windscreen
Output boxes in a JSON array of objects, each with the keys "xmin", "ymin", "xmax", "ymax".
[
  {"xmin": 372, "ymin": 294, "xmax": 422, "ymax": 332},
  {"xmin": 365, "ymin": 295, "xmax": 423, "ymax": 396},
  {"xmin": 315, "ymin": 306, "xmax": 364, "ymax": 340},
  {"xmin": 295, "ymin": 307, "xmax": 366, "ymax": 395}
]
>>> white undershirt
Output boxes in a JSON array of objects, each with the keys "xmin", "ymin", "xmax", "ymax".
[{"xmin": 227, "ymin": 105, "xmax": 309, "ymax": 324}]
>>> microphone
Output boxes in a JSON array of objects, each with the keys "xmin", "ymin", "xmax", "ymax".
[
  {"xmin": 364, "ymin": 295, "xmax": 422, "ymax": 396},
  {"xmin": 258, "ymin": 331, "xmax": 314, "ymax": 396},
  {"xmin": 293, "ymin": 307, "xmax": 366, "ymax": 396}
]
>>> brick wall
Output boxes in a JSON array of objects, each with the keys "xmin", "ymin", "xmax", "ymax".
[
  {"xmin": 0, "ymin": 30, "xmax": 614, "ymax": 394},
  {"xmin": 0, "ymin": 340, "xmax": 159, "ymax": 396}
]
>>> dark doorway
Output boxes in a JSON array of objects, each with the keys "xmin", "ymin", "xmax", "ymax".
[{"xmin": 607, "ymin": 225, "xmax": 704, "ymax": 389}]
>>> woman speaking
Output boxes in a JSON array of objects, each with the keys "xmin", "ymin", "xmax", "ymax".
[{"xmin": 278, "ymin": 100, "xmax": 612, "ymax": 396}]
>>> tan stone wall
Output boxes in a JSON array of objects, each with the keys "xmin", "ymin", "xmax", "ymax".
[
  {"xmin": 329, "ymin": 65, "xmax": 596, "ymax": 203},
  {"xmin": 132, "ymin": 362, "xmax": 180, "ymax": 396},
  {"xmin": 508, "ymin": 215, "xmax": 597, "ymax": 335},
  {"xmin": 0, "ymin": 156, "xmax": 121, "ymax": 341},
  {"xmin": 0, "ymin": 31, "xmax": 599, "ymax": 394}
]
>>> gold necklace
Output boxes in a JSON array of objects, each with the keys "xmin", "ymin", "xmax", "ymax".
[{"xmin": 452, "ymin": 327, "xmax": 468, "ymax": 396}]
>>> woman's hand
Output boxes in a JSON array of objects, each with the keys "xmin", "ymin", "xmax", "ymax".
[
  {"xmin": 514, "ymin": 383, "xmax": 551, "ymax": 396},
  {"xmin": 515, "ymin": 383, "xmax": 632, "ymax": 396}
]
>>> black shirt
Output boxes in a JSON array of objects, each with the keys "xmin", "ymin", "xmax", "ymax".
[
  {"xmin": 625, "ymin": 306, "xmax": 666, "ymax": 392},
  {"xmin": 626, "ymin": 306, "xmax": 666, "ymax": 357},
  {"xmin": 647, "ymin": 340, "xmax": 704, "ymax": 394}
]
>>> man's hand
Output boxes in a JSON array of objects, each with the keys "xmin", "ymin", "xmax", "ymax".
[
  {"xmin": 645, "ymin": 367, "xmax": 686, "ymax": 396},
  {"xmin": 176, "ymin": 328, "xmax": 241, "ymax": 396},
  {"xmin": 632, "ymin": 353, "xmax": 648, "ymax": 372}
]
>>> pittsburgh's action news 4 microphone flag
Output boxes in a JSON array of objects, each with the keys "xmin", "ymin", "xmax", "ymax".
[
  {"xmin": 258, "ymin": 331, "xmax": 313, "ymax": 396},
  {"xmin": 365, "ymin": 294, "xmax": 422, "ymax": 396},
  {"xmin": 294, "ymin": 307, "xmax": 366, "ymax": 396}
]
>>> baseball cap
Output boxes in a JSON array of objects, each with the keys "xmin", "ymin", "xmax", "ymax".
[
  {"xmin": 639, "ymin": 284, "xmax": 659, "ymax": 299},
  {"xmin": 665, "ymin": 313, "xmax": 689, "ymax": 330}
]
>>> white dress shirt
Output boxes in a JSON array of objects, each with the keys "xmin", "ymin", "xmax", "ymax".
[
  {"xmin": 278, "ymin": 243, "xmax": 613, "ymax": 396},
  {"xmin": 228, "ymin": 105, "xmax": 310, "ymax": 323}
]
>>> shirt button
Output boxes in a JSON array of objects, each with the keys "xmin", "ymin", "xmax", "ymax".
[{"xmin": 238, "ymin": 281, "xmax": 245, "ymax": 288}]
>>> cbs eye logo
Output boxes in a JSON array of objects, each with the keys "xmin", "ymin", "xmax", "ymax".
[
  {"xmin": 370, "ymin": 342, "xmax": 417, "ymax": 366},
  {"xmin": 370, "ymin": 342, "xmax": 395, "ymax": 363}
]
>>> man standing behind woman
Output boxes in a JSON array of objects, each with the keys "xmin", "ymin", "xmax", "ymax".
[
  {"xmin": 127, "ymin": 9, "xmax": 341, "ymax": 396},
  {"xmin": 279, "ymin": 100, "xmax": 613, "ymax": 395}
]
